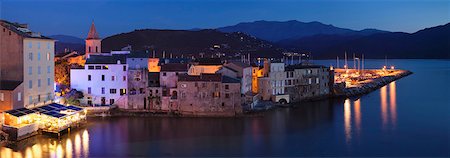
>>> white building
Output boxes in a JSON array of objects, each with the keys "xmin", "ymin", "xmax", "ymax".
[
  {"xmin": 70, "ymin": 54, "xmax": 128, "ymax": 107},
  {"xmin": 221, "ymin": 61, "xmax": 252, "ymax": 95},
  {"xmin": 258, "ymin": 60, "xmax": 289, "ymax": 103}
]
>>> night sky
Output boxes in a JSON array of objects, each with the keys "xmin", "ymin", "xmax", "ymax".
[{"xmin": 0, "ymin": 0, "xmax": 448, "ymax": 38}]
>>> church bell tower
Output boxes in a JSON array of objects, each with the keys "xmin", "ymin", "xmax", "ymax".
[{"xmin": 85, "ymin": 21, "xmax": 101, "ymax": 57}]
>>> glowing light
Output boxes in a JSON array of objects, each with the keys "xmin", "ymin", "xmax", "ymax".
[
  {"xmin": 75, "ymin": 134, "xmax": 82, "ymax": 157},
  {"xmin": 66, "ymin": 139, "xmax": 73, "ymax": 158},
  {"xmin": 354, "ymin": 99, "xmax": 361, "ymax": 135},
  {"xmin": 389, "ymin": 81, "xmax": 397, "ymax": 127},
  {"xmin": 344, "ymin": 99, "xmax": 352, "ymax": 143},
  {"xmin": 381, "ymin": 86, "xmax": 388, "ymax": 129},
  {"xmin": 82, "ymin": 130, "xmax": 90, "ymax": 157},
  {"xmin": 390, "ymin": 66, "xmax": 395, "ymax": 70}
]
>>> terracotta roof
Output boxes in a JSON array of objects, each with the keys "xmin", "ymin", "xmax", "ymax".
[
  {"xmin": 160, "ymin": 63, "xmax": 189, "ymax": 72},
  {"xmin": 86, "ymin": 22, "xmax": 100, "ymax": 40},
  {"xmin": 0, "ymin": 80, "xmax": 22, "ymax": 91}
]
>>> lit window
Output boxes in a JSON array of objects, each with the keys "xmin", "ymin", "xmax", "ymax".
[
  {"xmin": 47, "ymin": 52, "xmax": 50, "ymax": 60},
  {"xmin": 0, "ymin": 93, "xmax": 4, "ymax": 101}
]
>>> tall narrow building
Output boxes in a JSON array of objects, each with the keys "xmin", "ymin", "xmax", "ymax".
[
  {"xmin": 85, "ymin": 22, "xmax": 101, "ymax": 56},
  {"xmin": 0, "ymin": 20, "xmax": 55, "ymax": 111}
]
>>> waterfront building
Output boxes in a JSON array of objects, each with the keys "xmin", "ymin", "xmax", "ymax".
[
  {"xmin": 284, "ymin": 64, "xmax": 334, "ymax": 102},
  {"xmin": 223, "ymin": 61, "xmax": 253, "ymax": 95},
  {"xmin": 258, "ymin": 60, "xmax": 289, "ymax": 103},
  {"xmin": 127, "ymin": 52, "xmax": 150, "ymax": 110},
  {"xmin": 188, "ymin": 58, "xmax": 223, "ymax": 75},
  {"xmin": 159, "ymin": 63, "xmax": 189, "ymax": 111},
  {"xmin": 0, "ymin": 20, "xmax": 55, "ymax": 111},
  {"xmin": 177, "ymin": 73, "xmax": 242, "ymax": 116},
  {"xmin": 70, "ymin": 53, "xmax": 129, "ymax": 107}
]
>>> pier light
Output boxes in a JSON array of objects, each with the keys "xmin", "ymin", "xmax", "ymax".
[
  {"xmin": 391, "ymin": 66, "xmax": 395, "ymax": 70},
  {"xmin": 382, "ymin": 66, "xmax": 387, "ymax": 71}
]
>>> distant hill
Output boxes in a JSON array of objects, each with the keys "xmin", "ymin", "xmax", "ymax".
[
  {"xmin": 217, "ymin": 20, "xmax": 388, "ymax": 42},
  {"xmin": 277, "ymin": 23, "xmax": 450, "ymax": 59},
  {"xmin": 49, "ymin": 35, "xmax": 85, "ymax": 54},
  {"xmin": 102, "ymin": 29, "xmax": 281, "ymax": 57}
]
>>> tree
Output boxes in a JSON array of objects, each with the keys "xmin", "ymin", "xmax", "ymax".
[{"xmin": 63, "ymin": 89, "xmax": 84, "ymax": 106}]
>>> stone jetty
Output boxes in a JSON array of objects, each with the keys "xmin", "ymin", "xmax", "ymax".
[{"xmin": 334, "ymin": 70, "xmax": 412, "ymax": 97}]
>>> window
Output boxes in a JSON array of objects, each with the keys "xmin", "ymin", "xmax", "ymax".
[
  {"xmin": 102, "ymin": 66, "xmax": 108, "ymax": 69},
  {"xmin": 29, "ymin": 52, "xmax": 33, "ymax": 61},
  {"xmin": 110, "ymin": 89, "xmax": 117, "ymax": 94},
  {"xmin": 28, "ymin": 66, "xmax": 32, "ymax": 75},
  {"xmin": 111, "ymin": 76, "xmax": 115, "ymax": 81},
  {"xmin": 123, "ymin": 65, "xmax": 126, "ymax": 71},
  {"xmin": 202, "ymin": 83, "xmax": 206, "ymax": 88},
  {"xmin": 214, "ymin": 83, "xmax": 219, "ymax": 89},
  {"xmin": 101, "ymin": 87, "xmax": 105, "ymax": 94},
  {"xmin": 120, "ymin": 89, "xmax": 126, "ymax": 95},
  {"xmin": 88, "ymin": 66, "xmax": 94, "ymax": 69},
  {"xmin": 29, "ymin": 80, "xmax": 32, "ymax": 89},
  {"xmin": 316, "ymin": 78, "xmax": 319, "ymax": 84},
  {"xmin": 0, "ymin": 93, "xmax": 3, "ymax": 101},
  {"xmin": 88, "ymin": 75, "xmax": 92, "ymax": 81},
  {"xmin": 95, "ymin": 66, "xmax": 101, "ymax": 69},
  {"xmin": 37, "ymin": 52, "xmax": 41, "ymax": 61},
  {"xmin": 109, "ymin": 99, "xmax": 114, "ymax": 105},
  {"xmin": 222, "ymin": 102, "xmax": 225, "ymax": 106},
  {"xmin": 139, "ymin": 88, "xmax": 145, "ymax": 94},
  {"xmin": 38, "ymin": 79, "xmax": 41, "ymax": 87},
  {"xmin": 88, "ymin": 87, "xmax": 91, "ymax": 94},
  {"xmin": 37, "ymin": 66, "xmax": 41, "ymax": 74},
  {"xmin": 29, "ymin": 96, "xmax": 32, "ymax": 104},
  {"xmin": 37, "ymin": 95, "xmax": 41, "ymax": 102},
  {"xmin": 47, "ymin": 43, "xmax": 50, "ymax": 49},
  {"xmin": 18, "ymin": 92, "xmax": 21, "ymax": 101},
  {"xmin": 213, "ymin": 92, "xmax": 220, "ymax": 98},
  {"xmin": 225, "ymin": 93, "xmax": 230, "ymax": 98},
  {"xmin": 308, "ymin": 78, "xmax": 312, "ymax": 85},
  {"xmin": 88, "ymin": 47, "xmax": 91, "ymax": 52},
  {"xmin": 123, "ymin": 76, "xmax": 126, "ymax": 81},
  {"xmin": 96, "ymin": 46, "xmax": 98, "ymax": 53},
  {"xmin": 162, "ymin": 72, "xmax": 167, "ymax": 76},
  {"xmin": 37, "ymin": 42, "xmax": 40, "ymax": 49},
  {"xmin": 47, "ymin": 78, "xmax": 51, "ymax": 86},
  {"xmin": 225, "ymin": 85, "xmax": 229, "ymax": 90},
  {"xmin": 102, "ymin": 75, "xmax": 105, "ymax": 81},
  {"xmin": 47, "ymin": 66, "xmax": 51, "ymax": 74},
  {"xmin": 28, "ymin": 42, "xmax": 32, "ymax": 48},
  {"xmin": 47, "ymin": 52, "xmax": 50, "ymax": 60}
]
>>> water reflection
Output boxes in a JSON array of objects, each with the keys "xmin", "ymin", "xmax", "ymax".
[
  {"xmin": 354, "ymin": 99, "xmax": 361, "ymax": 135},
  {"xmin": 380, "ymin": 81, "xmax": 398, "ymax": 130},
  {"xmin": 389, "ymin": 81, "xmax": 397, "ymax": 127},
  {"xmin": 0, "ymin": 129, "xmax": 90, "ymax": 158},
  {"xmin": 344, "ymin": 99, "xmax": 352, "ymax": 143}
]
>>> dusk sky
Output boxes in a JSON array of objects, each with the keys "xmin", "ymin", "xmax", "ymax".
[{"xmin": 1, "ymin": 0, "xmax": 448, "ymax": 38}]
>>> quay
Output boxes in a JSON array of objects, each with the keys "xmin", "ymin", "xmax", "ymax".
[{"xmin": 333, "ymin": 68, "xmax": 412, "ymax": 97}]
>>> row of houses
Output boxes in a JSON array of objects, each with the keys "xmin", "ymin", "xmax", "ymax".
[{"xmin": 64, "ymin": 22, "xmax": 333, "ymax": 116}]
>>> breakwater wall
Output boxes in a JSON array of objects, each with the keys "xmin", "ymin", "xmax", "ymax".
[{"xmin": 334, "ymin": 70, "xmax": 412, "ymax": 97}]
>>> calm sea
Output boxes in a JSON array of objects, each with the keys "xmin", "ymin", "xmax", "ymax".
[{"xmin": 1, "ymin": 59, "xmax": 449, "ymax": 157}]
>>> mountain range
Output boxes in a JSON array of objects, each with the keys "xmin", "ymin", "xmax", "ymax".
[{"xmin": 51, "ymin": 20, "xmax": 450, "ymax": 59}]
